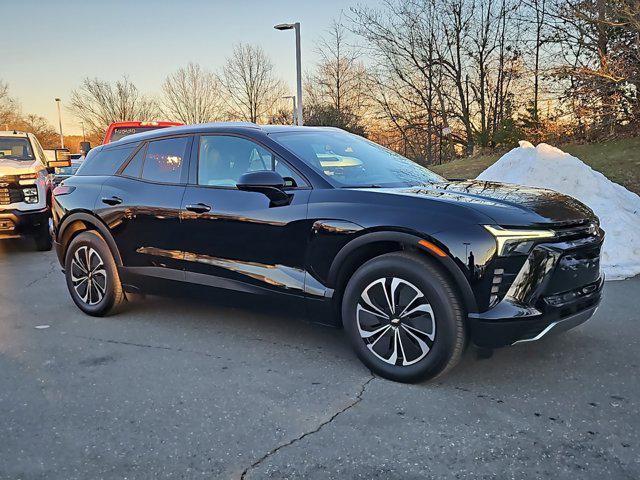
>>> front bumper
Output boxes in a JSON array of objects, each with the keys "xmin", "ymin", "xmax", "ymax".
[
  {"xmin": 0, "ymin": 208, "xmax": 49, "ymax": 239},
  {"xmin": 468, "ymin": 278, "xmax": 602, "ymax": 347},
  {"xmin": 468, "ymin": 233, "xmax": 604, "ymax": 348}
]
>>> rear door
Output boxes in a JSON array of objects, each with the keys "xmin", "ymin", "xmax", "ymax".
[
  {"xmin": 98, "ymin": 136, "xmax": 192, "ymax": 280},
  {"xmin": 179, "ymin": 134, "xmax": 313, "ymax": 296}
]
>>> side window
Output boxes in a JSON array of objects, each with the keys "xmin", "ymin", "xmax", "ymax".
[
  {"xmin": 198, "ymin": 136, "xmax": 307, "ymax": 188},
  {"xmin": 32, "ymin": 138, "xmax": 46, "ymax": 166},
  {"xmin": 76, "ymin": 145, "xmax": 136, "ymax": 176},
  {"xmin": 121, "ymin": 144, "xmax": 146, "ymax": 178},
  {"xmin": 141, "ymin": 137, "xmax": 189, "ymax": 184}
]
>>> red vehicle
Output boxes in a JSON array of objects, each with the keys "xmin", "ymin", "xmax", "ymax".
[{"xmin": 103, "ymin": 121, "xmax": 183, "ymax": 144}]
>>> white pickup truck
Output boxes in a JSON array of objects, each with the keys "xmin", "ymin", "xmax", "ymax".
[{"xmin": 0, "ymin": 131, "xmax": 70, "ymax": 250}]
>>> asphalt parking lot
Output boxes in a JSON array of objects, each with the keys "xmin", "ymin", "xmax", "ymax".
[{"xmin": 0, "ymin": 240, "xmax": 638, "ymax": 480}]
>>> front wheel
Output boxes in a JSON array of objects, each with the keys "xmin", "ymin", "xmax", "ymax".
[
  {"xmin": 64, "ymin": 230, "xmax": 125, "ymax": 316},
  {"xmin": 342, "ymin": 252, "xmax": 466, "ymax": 383}
]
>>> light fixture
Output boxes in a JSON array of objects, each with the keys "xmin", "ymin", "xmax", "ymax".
[{"xmin": 484, "ymin": 225, "xmax": 555, "ymax": 256}]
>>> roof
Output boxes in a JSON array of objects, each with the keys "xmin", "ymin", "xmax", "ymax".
[
  {"xmin": 107, "ymin": 121, "xmax": 183, "ymax": 128},
  {"xmin": 109, "ymin": 122, "xmax": 340, "ymax": 146},
  {"xmin": 261, "ymin": 125, "xmax": 340, "ymax": 134},
  {"xmin": 0, "ymin": 130, "xmax": 30, "ymax": 138}
]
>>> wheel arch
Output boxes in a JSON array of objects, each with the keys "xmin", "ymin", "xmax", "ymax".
[
  {"xmin": 57, "ymin": 212, "xmax": 123, "ymax": 267},
  {"xmin": 328, "ymin": 231, "xmax": 478, "ymax": 319}
]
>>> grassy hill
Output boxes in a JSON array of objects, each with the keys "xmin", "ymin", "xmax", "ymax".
[{"xmin": 431, "ymin": 137, "xmax": 640, "ymax": 194}]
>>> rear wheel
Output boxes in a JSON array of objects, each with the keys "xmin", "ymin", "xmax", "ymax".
[
  {"xmin": 64, "ymin": 230, "xmax": 125, "ymax": 316},
  {"xmin": 342, "ymin": 252, "xmax": 466, "ymax": 383}
]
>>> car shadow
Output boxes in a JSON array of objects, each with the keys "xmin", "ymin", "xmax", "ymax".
[
  {"xmin": 118, "ymin": 287, "xmax": 606, "ymax": 390},
  {"xmin": 0, "ymin": 238, "xmax": 38, "ymax": 254},
  {"xmin": 117, "ymin": 288, "xmax": 355, "ymax": 361},
  {"xmin": 8, "ymin": 245, "xmax": 614, "ymax": 390}
]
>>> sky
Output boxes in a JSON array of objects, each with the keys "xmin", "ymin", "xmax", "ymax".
[{"xmin": 3, "ymin": 0, "xmax": 364, "ymax": 135}]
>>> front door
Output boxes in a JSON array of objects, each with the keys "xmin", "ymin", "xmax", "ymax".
[{"xmin": 179, "ymin": 134, "xmax": 313, "ymax": 296}]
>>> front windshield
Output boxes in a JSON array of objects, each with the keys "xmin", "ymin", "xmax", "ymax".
[
  {"xmin": 271, "ymin": 130, "xmax": 444, "ymax": 187},
  {"xmin": 0, "ymin": 137, "xmax": 35, "ymax": 162}
]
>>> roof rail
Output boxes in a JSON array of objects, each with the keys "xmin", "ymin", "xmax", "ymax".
[{"xmin": 201, "ymin": 121, "xmax": 261, "ymax": 129}]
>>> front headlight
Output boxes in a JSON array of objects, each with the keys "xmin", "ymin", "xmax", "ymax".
[
  {"xmin": 484, "ymin": 225, "xmax": 555, "ymax": 256},
  {"xmin": 22, "ymin": 187, "xmax": 39, "ymax": 204}
]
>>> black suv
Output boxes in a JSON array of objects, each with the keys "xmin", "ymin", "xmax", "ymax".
[{"xmin": 52, "ymin": 123, "xmax": 604, "ymax": 382}]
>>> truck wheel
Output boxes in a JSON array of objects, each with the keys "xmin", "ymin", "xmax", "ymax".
[
  {"xmin": 34, "ymin": 220, "xmax": 53, "ymax": 251},
  {"xmin": 64, "ymin": 230, "xmax": 125, "ymax": 316},
  {"xmin": 341, "ymin": 252, "xmax": 466, "ymax": 383}
]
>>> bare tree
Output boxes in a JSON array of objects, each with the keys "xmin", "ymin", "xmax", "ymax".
[
  {"xmin": 0, "ymin": 81, "xmax": 57, "ymax": 146},
  {"xmin": 16, "ymin": 114, "xmax": 59, "ymax": 148},
  {"xmin": 308, "ymin": 18, "xmax": 368, "ymax": 115},
  {"xmin": 548, "ymin": 0, "xmax": 639, "ymax": 136},
  {"xmin": 68, "ymin": 77, "xmax": 159, "ymax": 136},
  {"xmin": 531, "ymin": 0, "xmax": 548, "ymax": 120},
  {"xmin": 218, "ymin": 43, "xmax": 286, "ymax": 123},
  {"xmin": 350, "ymin": 0, "xmax": 446, "ymax": 161},
  {"xmin": 350, "ymin": 0, "xmax": 486, "ymax": 159},
  {"xmin": 350, "ymin": 0, "xmax": 528, "ymax": 159},
  {"xmin": 0, "ymin": 80, "xmax": 20, "ymax": 128},
  {"xmin": 161, "ymin": 63, "xmax": 222, "ymax": 124},
  {"xmin": 304, "ymin": 18, "xmax": 370, "ymax": 134}
]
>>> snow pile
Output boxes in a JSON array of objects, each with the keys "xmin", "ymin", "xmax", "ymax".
[{"xmin": 478, "ymin": 141, "xmax": 640, "ymax": 280}]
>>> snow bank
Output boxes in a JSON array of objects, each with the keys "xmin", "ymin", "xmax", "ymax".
[{"xmin": 478, "ymin": 141, "xmax": 640, "ymax": 280}]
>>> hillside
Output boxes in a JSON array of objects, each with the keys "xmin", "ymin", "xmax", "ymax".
[{"xmin": 431, "ymin": 137, "xmax": 640, "ymax": 194}]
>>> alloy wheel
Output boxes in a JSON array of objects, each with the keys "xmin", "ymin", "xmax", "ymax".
[
  {"xmin": 70, "ymin": 246, "xmax": 107, "ymax": 305},
  {"xmin": 356, "ymin": 277, "xmax": 436, "ymax": 366}
]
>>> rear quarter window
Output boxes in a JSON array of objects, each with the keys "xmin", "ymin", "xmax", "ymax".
[{"xmin": 76, "ymin": 144, "xmax": 137, "ymax": 176}]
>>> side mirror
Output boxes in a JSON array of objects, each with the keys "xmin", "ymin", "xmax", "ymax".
[
  {"xmin": 236, "ymin": 170, "xmax": 290, "ymax": 206},
  {"xmin": 48, "ymin": 148, "xmax": 71, "ymax": 170},
  {"xmin": 79, "ymin": 141, "xmax": 92, "ymax": 155}
]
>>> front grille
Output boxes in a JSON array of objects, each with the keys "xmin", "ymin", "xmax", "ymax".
[
  {"xmin": 546, "ymin": 244, "xmax": 601, "ymax": 294},
  {"xmin": 0, "ymin": 175, "xmax": 25, "ymax": 206},
  {"xmin": 544, "ymin": 279, "xmax": 602, "ymax": 307},
  {"xmin": 0, "ymin": 187, "xmax": 24, "ymax": 205},
  {"xmin": 0, "ymin": 187, "xmax": 23, "ymax": 205},
  {"xmin": 551, "ymin": 220, "xmax": 599, "ymax": 241}
]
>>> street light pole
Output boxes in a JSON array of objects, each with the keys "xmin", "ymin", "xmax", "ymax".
[
  {"xmin": 282, "ymin": 95, "xmax": 296, "ymax": 125},
  {"xmin": 274, "ymin": 21, "xmax": 303, "ymax": 126},
  {"xmin": 294, "ymin": 22, "xmax": 303, "ymax": 126},
  {"xmin": 54, "ymin": 98, "xmax": 64, "ymax": 148}
]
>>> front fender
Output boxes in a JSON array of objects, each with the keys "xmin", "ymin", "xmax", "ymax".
[{"xmin": 308, "ymin": 225, "xmax": 479, "ymax": 314}]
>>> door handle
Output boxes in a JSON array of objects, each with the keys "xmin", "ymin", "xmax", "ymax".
[
  {"xmin": 102, "ymin": 196, "xmax": 123, "ymax": 206},
  {"xmin": 185, "ymin": 203, "xmax": 211, "ymax": 214}
]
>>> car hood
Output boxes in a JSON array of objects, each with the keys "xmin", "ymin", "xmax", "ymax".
[
  {"xmin": 374, "ymin": 180, "xmax": 596, "ymax": 226},
  {"xmin": 0, "ymin": 158, "xmax": 40, "ymax": 177}
]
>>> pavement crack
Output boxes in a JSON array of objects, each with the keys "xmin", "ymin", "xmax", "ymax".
[
  {"xmin": 69, "ymin": 334, "xmax": 224, "ymax": 360},
  {"xmin": 69, "ymin": 330, "xmax": 349, "ymax": 360},
  {"xmin": 24, "ymin": 258, "xmax": 58, "ymax": 288},
  {"xmin": 239, "ymin": 374, "xmax": 375, "ymax": 480}
]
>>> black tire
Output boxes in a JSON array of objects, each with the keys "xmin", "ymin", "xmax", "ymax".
[
  {"xmin": 342, "ymin": 252, "xmax": 466, "ymax": 383},
  {"xmin": 64, "ymin": 230, "xmax": 125, "ymax": 316},
  {"xmin": 34, "ymin": 218, "xmax": 53, "ymax": 251}
]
